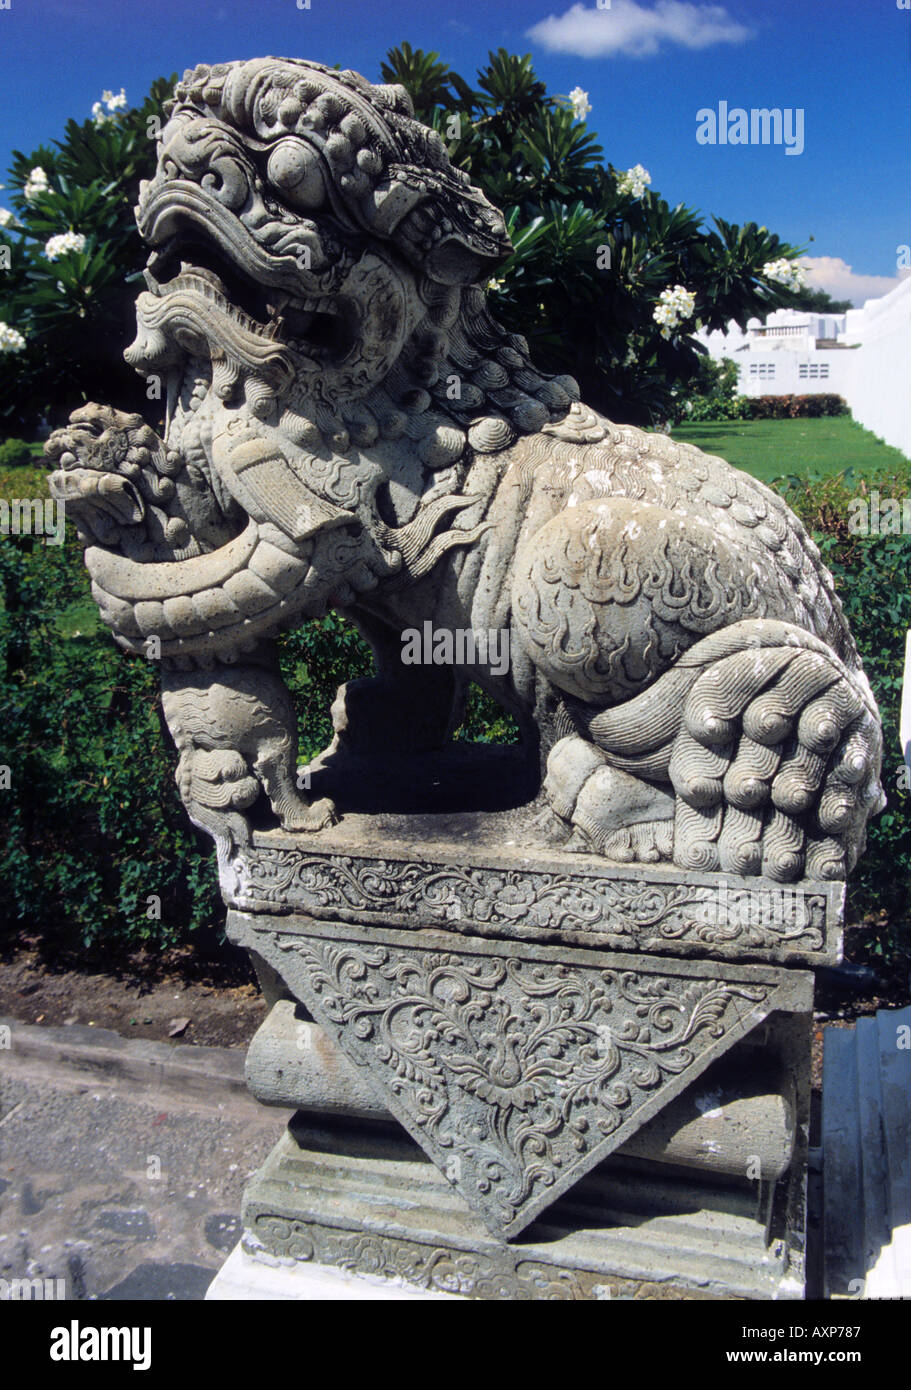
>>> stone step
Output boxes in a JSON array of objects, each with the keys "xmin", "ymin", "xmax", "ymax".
[
  {"xmin": 822, "ymin": 1005, "xmax": 911, "ymax": 1297},
  {"xmin": 241, "ymin": 1117, "xmax": 798, "ymax": 1300}
]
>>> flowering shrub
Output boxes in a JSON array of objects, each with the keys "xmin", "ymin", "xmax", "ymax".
[
  {"xmin": 91, "ymin": 88, "xmax": 127, "ymax": 125},
  {"xmin": 23, "ymin": 167, "xmax": 48, "ymax": 202},
  {"xmin": 0, "ymin": 51, "xmax": 811, "ymax": 433},
  {"xmin": 746, "ymin": 393, "xmax": 849, "ymax": 419},
  {"xmin": 680, "ymin": 391, "xmax": 849, "ymax": 422},
  {"xmin": 0, "ymin": 323, "xmax": 26, "ymax": 353},
  {"xmin": 43, "ymin": 231, "xmax": 87, "ymax": 261},
  {"xmin": 567, "ymin": 86, "xmax": 592, "ymax": 120},
  {"xmin": 653, "ymin": 284, "xmax": 696, "ymax": 339},
  {"xmin": 616, "ymin": 163, "xmax": 651, "ymax": 199},
  {"xmin": 0, "ymin": 75, "xmax": 177, "ymax": 432},
  {"xmin": 380, "ymin": 44, "xmax": 811, "ymax": 425},
  {"xmin": 762, "ymin": 257, "xmax": 807, "ymax": 292}
]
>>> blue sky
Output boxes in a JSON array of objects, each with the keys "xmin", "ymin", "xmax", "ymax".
[{"xmin": 0, "ymin": 0, "xmax": 905, "ymax": 304}]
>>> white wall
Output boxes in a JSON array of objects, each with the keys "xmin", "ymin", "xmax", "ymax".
[
  {"xmin": 736, "ymin": 350, "xmax": 855, "ymax": 398},
  {"xmin": 841, "ymin": 276, "xmax": 911, "ymax": 460}
]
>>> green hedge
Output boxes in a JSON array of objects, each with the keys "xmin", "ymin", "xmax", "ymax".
[
  {"xmin": 0, "ymin": 438, "xmax": 36, "ymax": 467},
  {"xmin": 0, "ymin": 527, "xmax": 515, "ymax": 957},
  {"xmin": 684, "ymin": 392, "xmax": 849, "ymax": 423},
  {"xmin": 745, "ymin": 393, "xmax": 849, "ymax": 419},
  {"xmin": 1, "ymin": 461, "xmax": 908, "ymax": 969},
  {"xmin": 777, "ymin": 465, "xmax": 911, "ymax": 971}
]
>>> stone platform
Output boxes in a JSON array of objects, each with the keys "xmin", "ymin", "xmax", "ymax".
[
  {"xmin": 231, "ymin": 1108, "xmax": 804, "ymax": 1301},
  {"xmin": 215, "ymin": 766, "xmax": 824, "ymax": 1298}
]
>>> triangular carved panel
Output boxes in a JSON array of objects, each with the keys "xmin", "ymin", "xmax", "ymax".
[{"xmin": 235, "ymin": 914, "xmax": 808, "ymax": 1239}]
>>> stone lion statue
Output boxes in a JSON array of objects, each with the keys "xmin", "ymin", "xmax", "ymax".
[{"xmin": 47, "ymin": 57, "xmax": 883, "ymax": 885}]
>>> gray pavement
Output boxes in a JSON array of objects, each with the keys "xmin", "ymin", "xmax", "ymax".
[{"xmin": 0, "ymin": 1016, "xmax": 290, "ymax": 1300}]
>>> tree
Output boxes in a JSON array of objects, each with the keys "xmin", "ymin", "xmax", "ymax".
[
  {"xmin": 790, "ymin": 286, "xmax": 853, "ymax": 314},
  {"xmin": 0, "ymin": 79, "xmax": 176, "ymax": 434},
  {"xmin": 0, "ymin": 52, "xmax": 809, "ymax": 433},
  {"xmin": 382, "ymin": 44, "xmax": 810, "ymax": 423}
]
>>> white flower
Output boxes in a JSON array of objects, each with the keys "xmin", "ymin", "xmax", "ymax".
[
  {"xmin": 653, "ymin": 284, "xmax": 696, "ymax": 339},
  {"xmin": 0, "ymin": 208, "xmax": 17, "ymax": 228},
  {"xmin": 0, "ymin": 323, "xmax": 26, "ymax": 352},
  {"xmin": 486, "ymin": 276, "xmax": 505, "ymax": 293},
  {"xmin": 617, "ymin": 164, "xmax": 652, "ymax": 199},
  {"xmin": 568, "ymin": 86, "xmax": 592, "ymax": 121},
  {"xmin": 93, "ymin": 89, "xmax": 126, "ymax": 124},
  {"xmin": 23, "ymin": 167, "xmax": 49, "ymax": 202},
  {"xmin": 44, "ymin": 231, "xmax": 87, "ymax": 261},
  {"xmin": 762, "ymin": 257, "xmax": 806, "ymax": 291}
]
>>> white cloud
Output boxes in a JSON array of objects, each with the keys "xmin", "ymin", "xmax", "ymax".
[
  {"xmin": 800, "ymin": 256, "xmax": 911, "ymax": 308},
  {"xmin": 527, "ymin": 1, "xmax": 754, "ymax": 59}
]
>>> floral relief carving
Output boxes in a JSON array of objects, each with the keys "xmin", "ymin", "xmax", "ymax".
[
  {"xmin": 262, "ymin": 926, "xmax": 772, "ymax": 1236},
  {"xmin": 246, "ymin": 1218, "xmax": 595, "ymax": 1299},
  {"xmin": 233, "ymin": 846, "xmax": 831, "ymax": 960}
]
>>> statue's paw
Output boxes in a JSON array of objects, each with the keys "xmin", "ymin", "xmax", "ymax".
[
  {"xmin": 278, "ymin": 796, "xmax": 337, "ymax": 833},
  {"xmin": 527, "ymin": 803, "xmax": 571, "ymax": 847},
  {"xmin": 545, "ymin": 736, "xmax": 676, "ymax": 861},
  {"xmin": 45, "ymin": 404, "xmax": 167, "ymax": 544},
  {"xmin": 562, "ymin": 819, "xmax": 673, "ymax": 863}
]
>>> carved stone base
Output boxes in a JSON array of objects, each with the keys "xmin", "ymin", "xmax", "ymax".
[
  {"xmin": 228, "ymin": 910, "xmax": 812, "ymax": 1237},
  {"xmin": 238, "ymin": 1102, "xmax": 808, "ymax": 1300},
  {"xmin": 225, "ymin": 798, "xmax": 817, "ymax": 1296}
]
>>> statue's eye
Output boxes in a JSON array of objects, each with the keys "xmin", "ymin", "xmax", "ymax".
[{"xmin": 267, "ymin": 138, "xmax": 325, "ymax": 212}]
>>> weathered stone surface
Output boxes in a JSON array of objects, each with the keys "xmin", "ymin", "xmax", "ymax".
[
  {"xmin": 43, "ymin": 55, "xmax": 867, "ymax": 1296},
  {"xmin": 229, "ymin": 909, "xmax": 811, "ymax": 1238},
  {"xmin": 46, "ymin": 56, "xmax": 882, "ymax": 884},
  {"xmin": 238, "ymin": 1112, "xmax": 806, "ymax": 1299},
  {"xmin": 247, "ymin": 999, "xmax": 798, "ymax": 1182},
  {"xmin": 232, "ymin": 817, "xmax": 843, "ymax": 966}
]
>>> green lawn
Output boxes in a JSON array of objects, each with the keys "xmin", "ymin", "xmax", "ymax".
[{"xmin": 670, "ymin": 416, "xmax": 911, "ymax": 485}]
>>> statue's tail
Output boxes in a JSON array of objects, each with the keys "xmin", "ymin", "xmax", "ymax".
[{"xmin": 574, "ymin": 619, "xmax": 884, "ymax": 882}]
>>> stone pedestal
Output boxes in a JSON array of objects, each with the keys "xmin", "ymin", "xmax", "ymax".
[{"xmin": 214, "ymin": 772, "xmax": 828, "ymax": 1300}]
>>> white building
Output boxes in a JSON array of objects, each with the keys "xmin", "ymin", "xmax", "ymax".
[
  {"xmin": 695, "ymin": 309, "xmax": 857, "ymax": 398},
  {"xmin": 697, "ymin": 278, "xmax": 911, "ymax": 459}
]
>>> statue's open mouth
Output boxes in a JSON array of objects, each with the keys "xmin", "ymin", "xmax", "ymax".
[
  {"xmin": 45, "ymin": 417, "xmax": 145, "ymax": 525},
  {"xmin": 47, "ymin": 465, "xmax": 145, "ymax": 528},
  {"xmin": 146, "ymin": 235, "xmax": 357, "ymax": 364}
]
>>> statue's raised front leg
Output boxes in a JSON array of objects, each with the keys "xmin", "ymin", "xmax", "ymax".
[
  {"xmin": 161, "ymin": 646, "xmax": 336, "ymax": 841},
  {"xmin": 46, "ymin": 405, "xmax": 336, "ymax": 857}
]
